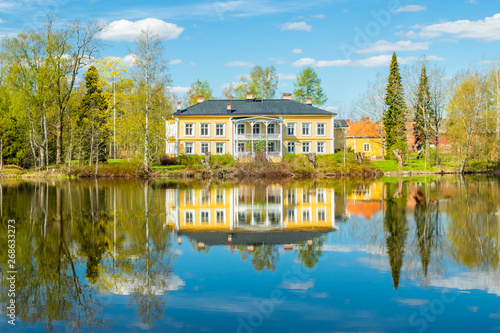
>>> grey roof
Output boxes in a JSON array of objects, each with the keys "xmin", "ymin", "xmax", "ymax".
[
  {"xmin": 173, "ymin": 99, "xmax": 335, "ymax": 117},
  {"xmin": 180, "ymin": 230, "xmax": 334, "ymax": 246},
  {"xmin": 335, "ymin": 119, "xmax": 349, "ymax": 128}
]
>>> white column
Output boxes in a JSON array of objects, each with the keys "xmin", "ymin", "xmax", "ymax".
[
  {"xmin": 229, "ymin": 117, "xmax": 233, "ymax": 157},
  {"xmin": 175, "ymin": 117, "xmax": 179, "ymax": 157},
  {"xmin": 331, "ymin": 116, "xmax": 335, "ymax": 154},
  {"xmin": 264, "ymin": 121, "xmax": 269, "ymax": 159},
  {"xmin": 230, "ymin": 188, "xmax": 234, "ymax": 231}
]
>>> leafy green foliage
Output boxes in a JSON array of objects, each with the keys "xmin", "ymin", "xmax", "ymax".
[
  {"xmin": 184, "ymin": 79, "xmax": 214, "ymax": 106},
  {"xmin": 293, "ymin": 66, "xmax": 327, "ymax": 106},
  {"xmin": 235, "ymin": 65, "xmax": 278, "ymax": 99},
  {"xmin": 210, "ymin": 154, "xmax": 235, "ymax": 168},
  {"xmin": 384, "ymin": 53, "xmax": 408, "ymax": 157}
]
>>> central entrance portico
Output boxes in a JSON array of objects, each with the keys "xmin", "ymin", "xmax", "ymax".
[{"xmin": 232, "ymin": 116, "xmax": 284, "ymax": 160}]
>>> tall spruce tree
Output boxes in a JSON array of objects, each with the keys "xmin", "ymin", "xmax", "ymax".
[
  {"xmin": 384, "ymin": 53, "xmax": 407, "ymax": 157},
  {"xmin": 413, "ymin": 64, "xmax": 434, "ymax": 157}
]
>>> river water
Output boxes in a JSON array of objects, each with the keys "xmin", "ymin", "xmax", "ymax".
[{"xmin": 0, "ymin": 176, "xmax": 499, "ymax": 332}]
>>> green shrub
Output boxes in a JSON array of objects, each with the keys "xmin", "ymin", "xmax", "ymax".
[
  {"xmin": 178, "ymin": 154, "xmax": 204, "ymax": 167},
  {"xmin": 160, "ymin": 155, "xmax": 179, "ymax": 166},
  {"xmin": 283, "ymin": 154, "xmax": 314, "ymax": 174},
  {"xmin": 211, "ymin": 154, "xmax": 236, "ymax": 168}
]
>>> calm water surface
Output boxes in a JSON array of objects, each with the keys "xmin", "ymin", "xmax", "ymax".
[{"xmin": 0, "ymin": 177, "xmax": 499, "ymax": 332}]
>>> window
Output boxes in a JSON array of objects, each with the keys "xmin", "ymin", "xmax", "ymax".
[
  {"xmin": 267, "ymin": 123, "xmax": 275, "ymax": 134},
  {"xmin": 185, "ymin": 123, "xmax": 194, "ymax": 136},
  {"xmin": 287, "ymin": 188, "xmax": 296, "ymax": 205},
  {"xmin": 317, "ymin": 123, "xmax": 326, "ymax": 136},
  {"xmin": 237, "ymin": 123, "xmax": 245, "ymax": 135},
  {"xmin": 302, "ymin": 142, "xmax": 311, "ymax": 153},
  {"xmin": 287, "ymin": 209, "xmax": 296, "ymax": 223},
  {"xmin": 317, "ymin": 188, "xmax": 326, "ymax": 203},
  {"xmin": 216, "ymin": 123, "xmax": 225, "ymax": 137},
  {"xmin": 216, "ymin": 189, "xmax": 225, "ymax": 204},
  {"xmin": 317, "ymin": 209, "xmax": 326, "ymax": 222},
  {"xmin": 317, "ymin": 142, "xmax": 325, "ymax": 154},
  {"xmin": 238, "ymin": 212, "xmax": 247, "ymax": 224},
  {"xmin": 201, "ymin": 142, "xmax": 210, "ymax": 154},
  {"xmin": 200, "ymin": 123, "xmax": 209, "ymax": 136},
  {"xmin": 252, "ymin": 123, "xmax": 260, "ymax": 135},
  {"xmin": 216, "ymin": 210, "xmax": 225, "ymax": 224},
  {"xmin": 267, "ymin": 141, "xmax": 276, "ymax": 152},
  {"xmin": 185, "ymin": 190, "xmax": 195, "ymax": 206},
  {"xmin": 201, "ymin": 189, "xmax": 210, "ymax": 205},
  {"xmin": 216, "ymin": 142, "xmax": 225, "ymax": 154},
  {"xmin": 363, "ymin": 143, "xmax": 371, "ymax": 152},
  {"xmin": 201, "ymin": 210, "xmax": 210, "ymax": 224},
  {"xmin": 185, "ymin": 211, "xmax": 194, "ymax": 224},
  {"xmin": 302, "ymin": 123, "xmax": 311, "ymax": 136},
  {"xmin": 185, "ymin": 142, "xmax": 194, "ymax": 155},
  {"xmin": 238, "ymin": 142, "xmax": 246, "ymax": 152},
  {"xmin": 286, "ymin": 142, "xmax": 296, "ymax": 154},
  {"xmin": 302, "ymin": 208, "xmax": 311, "ymax": 222},
  {"xmin": 302, "ymin": 191, "xmax": 311, "ymax": 204},
  {"xmin": 286, "ymin": 123, "xmax": 296, "ymax": 136}
]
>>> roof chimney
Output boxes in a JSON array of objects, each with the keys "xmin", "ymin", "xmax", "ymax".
[
  {"xmin": 346, "ymin": 119, "xmax": 350, "ymax": 123},
  {"xmin": 227, "ymin": 103, "xmax": 232, "ymax": 111},
  {"xmin": 306, "ymin": 98, "xmax": 312, "ymax": 105},
  {"xmin": 365, "ymin": 117, "xmax": 370, "ymax": 122},
  {"xmin": 246, "ymin": 92, "xmax": 253, "ymax": 100},
  {"xmin": 197, "ymin": 95, "xmax": 204, "ymax": 103},
  {"xmin": 177, "ymin": 101, "xmax": 181, "ymax": 110},
  {"xmin": 230, "ymin": 96, "xmax": 234, "ymax": 100},
  {"xmin": 282, "ymin": 93, "xmax": 292, "ymax": 100}
]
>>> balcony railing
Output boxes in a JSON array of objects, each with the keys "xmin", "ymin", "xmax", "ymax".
[
  {"xmin": 236, "ymin": 151, "xmax": 281, "ymax": 158},
  {"xmin": 236, "ymin": 133, "xmax": 281, "ymax": 140}
]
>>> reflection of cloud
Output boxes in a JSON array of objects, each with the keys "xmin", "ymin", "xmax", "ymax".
[
  {"xmin": 282, "ymin": 279, "xmax": 314, "ymax": 291},
  {"xmin": 429, "ymin": 272, "xmax": 500, "ymax": 296},
  {"xmin": 323, "ymin": 244, "xmax": 386, "ymax": 256},
  {"xmin": 396, "ymin": 298, "xmax": 429, "ymax": 307},
  {"xmin": 110, "ymin": 274, "xmax": 186, "ymax": 295}
]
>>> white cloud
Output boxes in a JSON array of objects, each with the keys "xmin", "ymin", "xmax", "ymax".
[
  {"xmin": 292, "ymin": 48, "xmax": 303, "ymax": 54},
  {"xmin": 282, "ymin": 279, "xmax": 314, "ymax": 291},
  {"xmin": 292, "ymin": 54, "xmax": 444, "ymax": 68},
  {"xmin": 99, "ymin": 18, "xmax": 185, "ymax": 42},
  {"xmin": 311, "ymin": 14, "xmax": 325, "ymax": 19},
  {"xmin": 395, "ymin": 298, "xmax": 429, "ymax": 307},
  {"xmin": 278, "ymin": 73, "xmax": 296, "ymax": 80},
  {"xmin": 407, "ymin": 13, "xmax": 500, "ymax": 41},
  {"xmin": 395, "ymin": 5, "xmax": 426, "ymax": 12},
  {"xmin": 224, "ymin": 61, "xmax": 254, "ymax": 67},
  {"xmin": 0, "ymin": 1, "xmax": 16, "ymax": 13},
  {"xmin": 169, "ymin": 86, "xmax": 190, "ymax": 95},
  {"xmin": 280, "ymin": 21, "xmax": 312, "ymax": 32},
  {"xmin": 357, "ymin": 40, "xmax": 430, "ymax": 54},
  {"xmin": 169, "ymin": 58, "xmax": 183, "ymax": 65}
]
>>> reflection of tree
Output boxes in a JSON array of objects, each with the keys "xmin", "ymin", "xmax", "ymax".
[
  {"xmin": 251, "ymin": 245, "xmax": 279, "ymax": 272},
  {"xmin": 295, "ymin": 235, "xmax": 327, "ymax": 269},
  {"xmin": 384, "ymin": 181, "xmax": 408, "ymax": 290},
  {"xmin": 446, "ymin": 179, "xmax": 499, "ymax": 270}
]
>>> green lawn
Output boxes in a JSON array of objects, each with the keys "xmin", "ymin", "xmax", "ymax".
[{"xmin": 372, "ymin": 156, "xmax": 443, "ymax": 172}]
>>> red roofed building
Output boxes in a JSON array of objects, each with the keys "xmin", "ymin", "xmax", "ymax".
[{"xmin": 346, "ymin": 117, "xmax": 385, "ymax": 158}]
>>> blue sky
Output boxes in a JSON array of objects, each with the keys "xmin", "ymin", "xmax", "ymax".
[{"xmin": 1, "ymin": 0, "xmax": 500, "ymax": 116}]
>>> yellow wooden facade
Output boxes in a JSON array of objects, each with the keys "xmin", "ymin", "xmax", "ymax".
[{"xmin": 345, "ymin": 136, "xmax": 384, "ymax": 158}]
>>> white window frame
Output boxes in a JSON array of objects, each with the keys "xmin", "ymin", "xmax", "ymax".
[
  {"xmin": 267, "ymin": 123, "xmax": 276, "ymax": 134},
  {"xmin": 302, "ymin": 141, "xmax": 311, "ymax": 153},
  {"xmin": 216, "ymin": 189, "xmax": 226, "ymax": 204},
  {"xmin": 302, "ymin": 123, "xmax": 311, "ymax": 136},
  {"xmin": 200, "ymin": 210, "xmax": 211, "ymax": 224},
  {"xmin": 215, "ymin": 123, "xmax": 225, "ymax": 137},
  {"xmin": 184, "ymin": 189, "xmax": 195, "ymax": 206},
  {"xmin": 317, "ymin": 141, "xmax": 326, "ymax": 154},
  {"xmin": 215, "ymin": 142, "xmax": 225, "ymax": 155},
  {"xmin": 363, "ymin": 143, "xmax": 371, "ymax": 152},
  {"xmin": 185, "ymin": 210, "xmax": 195, "ymax": 225},
  {"xmin": 185, "ymin": 142, "xmax": 194, "ymax": 155},
  {"xmin": 286, "ymin": 123, "xmax": 296, "ymax": 136},
  {"xmin": 201, "ymin": 142, "xmax": 210, "ymax": 154},
  {"xmin": 317, "ymin": 209, "xmax": 327, "ymax": 222},
  {"xmin": 252, "ymin": 123, "xmax": 261, "ymax": 135},
  {"xmin": 287, "ymin": 188, "xmax": 297, "ymax": 205},
  {"xmin": 287, "ymin": 208, "xmax": 297, "ymax": 223},
  {"xmin": 302, "ymin": 190, "xmax": 311, "ymax": 204},
  {"xmin": 317, "ymin": 188, "xmax": 326, "ymax": 203},
  {"xmin": 216, "ymin": 209, "xmax": 226, "ymax": 224},
  {"xmin": 184, "ymin": 123, "xmax": 194, "ymax": 137},
  {"xmin": 302, "ymin": 208, "xmax": 312, "ymax": 222},
  {"xmin": 286, "ymin": 141, "xmax": 296, "ymax": 154},
  {"xmin": 317, "ymin": 123, "xmax": 326, "ymax": 136},
  {"xmin": 238, "ymin": 142, "xmax": 246, "ymax": 152},
  {"xmin": 237, "ymin": 123, "xmax": 245, "ymax": 135},
  {"xmin": 200, "ymin": 123, "xmax": 210, "ymax": 137},
  {"xmin": 200, "ymin": 188, "xmax": 210, "ymax": 205}
]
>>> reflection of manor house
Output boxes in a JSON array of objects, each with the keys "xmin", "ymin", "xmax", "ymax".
[
  {"xmin": 166, "ymin": 184, "xmax": 346, "ymax": 246},
  {"xmin": 346, "ymin": 182, "xmax": 384, "ymax": 220}
]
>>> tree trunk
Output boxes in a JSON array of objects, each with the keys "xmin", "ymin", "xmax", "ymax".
[
  {"xmin": 0, "ymin": 138, "xmax": 3, "ymax": 173},
  {"xmin": 459, "ymin": 158, "xmax": 467, "ymax": 174},
  {"xmin": 56, "ymin": 111, "xmax": 63, "ymax": 164},
  {"xmin": 393, "ymin": 149, "xmax": 404, "ymax": 168}
]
